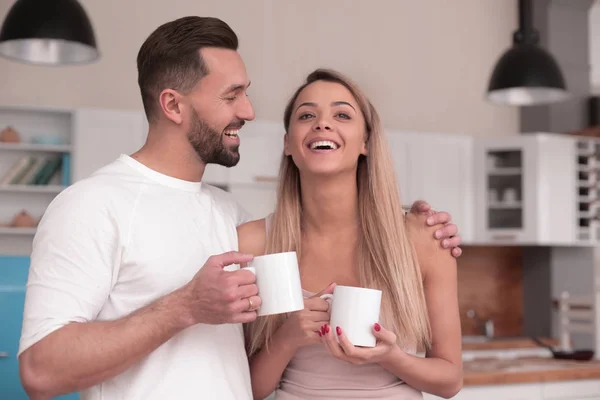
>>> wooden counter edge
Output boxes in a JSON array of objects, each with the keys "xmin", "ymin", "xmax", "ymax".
[{"xmin": 464, "ymin": 365, "xmax": 600, "ymax": 386}]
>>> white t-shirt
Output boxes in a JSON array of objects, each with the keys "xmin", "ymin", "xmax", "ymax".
[{"xmin": 19, "ymin": 154, "xmax": 253, "ymax": 400}]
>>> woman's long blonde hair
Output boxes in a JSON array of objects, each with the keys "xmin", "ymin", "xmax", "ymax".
[{"xmin": 246, "ymin": 69, "xmax": 431, "ymax": 357}]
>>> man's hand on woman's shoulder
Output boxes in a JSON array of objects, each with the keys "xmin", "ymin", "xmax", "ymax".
[{"xmin": 404, "ymin": 200, "xmax": 462, "ymax": 258}]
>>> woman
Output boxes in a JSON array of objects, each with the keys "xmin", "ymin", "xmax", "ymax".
[{"xmin": 238, "ymin": 69, "xmax": 462, "ymax": 399}]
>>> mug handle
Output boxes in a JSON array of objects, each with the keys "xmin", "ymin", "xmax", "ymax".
[
  {"xmin": 320, "ymin": 293, "xmax": 333, "ymax": 307},
  {"xmin": 242, "ymin": 266, "xmax": 256, "ymax": 275}
]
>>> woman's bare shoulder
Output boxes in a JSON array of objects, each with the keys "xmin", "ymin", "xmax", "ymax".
[
  {"xmin": 237, "ymin": 218, "xmax": 267, "ymax": 257},
  {"xmin": 405, "ymin": 213, "xmax": 456, "ymax": 279}
]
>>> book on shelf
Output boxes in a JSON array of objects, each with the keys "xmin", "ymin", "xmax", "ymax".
[{"xmin": 0, "ymin": 154, "xmax": 67, "ymax": 186}]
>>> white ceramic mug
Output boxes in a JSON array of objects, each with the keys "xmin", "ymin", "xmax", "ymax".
[
  {"xmin": 321, "ymin": 285, "xmax": 382, "ymax": 347},
  {"xmin": 243, "ymin": 251, "xmax": 304, "ymax": 316}
]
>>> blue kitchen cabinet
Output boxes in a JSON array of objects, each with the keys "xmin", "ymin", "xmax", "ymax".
[{"xmin": 0, "ymin": 256, "xmax": 79, "ymax": 400}]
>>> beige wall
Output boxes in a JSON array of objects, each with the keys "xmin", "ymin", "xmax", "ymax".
[
  {"xmin": 0, "ymin": 0, "xmax": 518, "ymax": 136},
  {"xmin": 590, "ymin": 2, "xmax": 600, "ymax": 94}
]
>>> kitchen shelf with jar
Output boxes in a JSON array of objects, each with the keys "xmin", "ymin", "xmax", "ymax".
[
  {"xmin": 0, "ymin": 120, "xmax": 71, "ymax": 257},
  {"xmin": 0, "ymin": 105, "xmax": 148, "ymax": 255},
  {"xmin": 0, "ymin": 106, "xmax": 73, "ymax": 248},
  {"xmin": 473, "ymin": 133, "xmax": 595, "ymax": 246}
]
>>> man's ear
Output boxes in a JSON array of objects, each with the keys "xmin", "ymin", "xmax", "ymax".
[
  {"xmin": 284, "ymin": 133, "xmax": 290, "ymax": 156},
  {"xmin": 158, "ymin": 89, "xmax": 184, "ymax": 125}
]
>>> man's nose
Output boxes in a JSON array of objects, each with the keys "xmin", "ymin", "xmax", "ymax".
[{"xmin": 238, "ymin": 95, "xmax": 255, "ymax": 121}]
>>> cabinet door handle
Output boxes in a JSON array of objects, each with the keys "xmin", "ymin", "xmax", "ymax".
[{"xmin": 0, "ymin": 352, "xmax": 8, "ymax": 358}]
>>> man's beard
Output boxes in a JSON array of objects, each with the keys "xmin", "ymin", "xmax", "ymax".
[{"xmin": 187, "ymin": 110, "xmax": 241, "ymax": 168}]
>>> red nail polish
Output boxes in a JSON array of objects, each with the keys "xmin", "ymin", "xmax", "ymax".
[
  {"xmin": 318, "ymin": 330, "xmax": 322, "ymax": 337},
  {"xmin": 336, "ymin": 326, "xmax": 341, "ymax": 336},
  {"xmin": 320, "ymin": 326, "xmax": 325, "ymax": 335},
  {"xmin": 374, "ymin": 323, "xmax": 381, "ymax": 332},
  {"xmin": 325, "ymin": 325, "xmax": 330, "ymax": 333}
]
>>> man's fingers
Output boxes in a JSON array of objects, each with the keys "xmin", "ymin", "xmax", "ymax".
[
  {"xmin": 442, "ymin": 235, "xmax": 462, "ymax": 250},
  {"xmin": 208, "ymin": 251, "xmax": 254, "ymax": 269},
  {"xmin": 230, "ymin": 295, "xmax": 262, "ymax": 315},
  {"xmin": 434, "ymin": 223, "xmax": 458, "ymax": 240},
  {"xmin": 228, "ymin": 268, "xmax": 257, "ymax": 286},
  {"xmin": 426, "ymin": 211, "xmax": 451, "ymax": 226},
  {"xmin": 235, "ymin": 283, "xmax": 259, "ymax": 299},
  {"xmin": 410, "ymin": 200, "xmax": 430, "ymax": 214},
  {"xmin": 452, "ymin": 247, "xmax": 463, "ymax": 258},
  {"xmin": 233, "ymin": 310, "xmax": 258, "ymax": 324}
]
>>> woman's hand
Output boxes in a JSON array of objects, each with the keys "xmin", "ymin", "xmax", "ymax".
[
  {"xmin": 320, "ymin": 322, "xmax": 400, "ymax": 365},
  {"xmin": 275, "ymin": 284, "xmax": 335, "ymax": 352}
]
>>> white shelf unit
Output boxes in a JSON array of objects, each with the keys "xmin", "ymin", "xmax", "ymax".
[
  {"xmin": 0, "ymin": 106, "xmax": 73, "ymax": 256},
  {"xmin": 574, "ymin": 138, "xmax": 600, "ymax": 243},
  {"xmin": 0, "ymin": 142, "xmax": 72, "ymax": 152},
  {"xmin": 0, "ymin": 105, "xmax": 148, "ymax": 255},
  {"xmin": 474, "ymin": 133, "xmax": 593, "ymax": 246},
  {"xmin": 0, "ymin": 227, "xmax": 37, "ymax": 235},
  {"xmin": 0, "ymin": 184, "xmax": 65, "ymax": 194}
]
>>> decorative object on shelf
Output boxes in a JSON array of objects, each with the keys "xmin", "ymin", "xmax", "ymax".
[
  {"xmin": 0, "ymin": 0, "xmax": 100, "ymax": 65},
  {"xmin": 486, "ymin": 0, "xmax": 568, "ymax": 106},
  {"xmin": 0, "ymin": 126, "xmax": 20, "ymax": 143},
  {"xmin": 10, "ymin": 209, "xmax": 36, "ymax": 228}
]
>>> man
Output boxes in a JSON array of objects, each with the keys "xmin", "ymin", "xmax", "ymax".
[{"xmin": 18, "ymin": 16, "xmax": 462, "ymax": 400}]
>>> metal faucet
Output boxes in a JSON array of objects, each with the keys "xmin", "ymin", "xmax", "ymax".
[{"xmin": 467, "ymin": 309, "xmax": 495, "ymax": 339}]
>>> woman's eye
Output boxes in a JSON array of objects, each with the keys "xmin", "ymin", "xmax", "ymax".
[
  {"xmin": 299, "ymin": 113, "xmax": 314, "ymax": 120},
  {"xmin": 337, "ymin": 113, "xmax": 351, "ymax": 119}
]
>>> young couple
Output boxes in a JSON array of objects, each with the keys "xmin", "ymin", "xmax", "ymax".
[{"xmin": 18, "ymin": 16, "xmax": 461, "ymax": 400}]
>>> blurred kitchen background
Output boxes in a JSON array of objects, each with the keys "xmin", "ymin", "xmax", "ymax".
[{"xmin": 3, "ymin": 0, "xmax": 600, "ymax": 399}]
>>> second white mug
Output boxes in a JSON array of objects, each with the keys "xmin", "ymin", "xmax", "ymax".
[
  {"xmin": 321, "ymin": 285, "xmax": 382, "ymax": 347},
  {"xmin": 243, "ymin": 251, "xmax": 304, "ymax": 316}
]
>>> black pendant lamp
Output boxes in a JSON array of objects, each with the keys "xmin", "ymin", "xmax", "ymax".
[
  {"xmin": 486, "ymin": 0, "xmax": 568, "ymax": 106},
  {"xmin": 0, "ymin": 0, "xmax": 99, "ymax": 65}
]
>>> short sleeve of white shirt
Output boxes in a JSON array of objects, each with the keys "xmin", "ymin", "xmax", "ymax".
[
  {"xmin": 234, "ymin": 202, "xmax": 252, "ymax": 226},
  {"xmin": 203, "ymin": 184, "xmax": 252, "ymax": 227},
  {"xmin": 18, "ymin": 184, "xmax": 123, "ymax": 356}
]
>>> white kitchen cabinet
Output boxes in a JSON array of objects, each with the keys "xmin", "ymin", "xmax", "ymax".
[
  {"xmin": 387, "ymin": 131, "xmax": 474, "ymax": 243},
  {"xmin": 228, "ymin": 120, "xmax": 284, "ymax": 185},
  {"xmin": 473, "ymin": 133, "xmax": 599, "ymax": 246}
]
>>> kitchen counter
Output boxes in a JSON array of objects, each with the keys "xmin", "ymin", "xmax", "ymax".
[
  {"xmin": 462, "ymin": 336, "xmax": 558, "ymax": 351},
  {"xmin": 464, "ymin": 357, "xmax": 600, "ymax": 386},
  {"xmin": 461, "ymin": 336, "xmax": 600, "ymax": 386}
]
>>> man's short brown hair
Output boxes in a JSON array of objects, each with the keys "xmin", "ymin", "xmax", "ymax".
[{"xmin": 137, "ymin": 16, "xmax": 238, "ymax": 121}]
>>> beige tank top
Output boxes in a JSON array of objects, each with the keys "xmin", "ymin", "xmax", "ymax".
[{"xmin": 264, "ymin": 215, "xmax": 423, "ymax": 399}]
